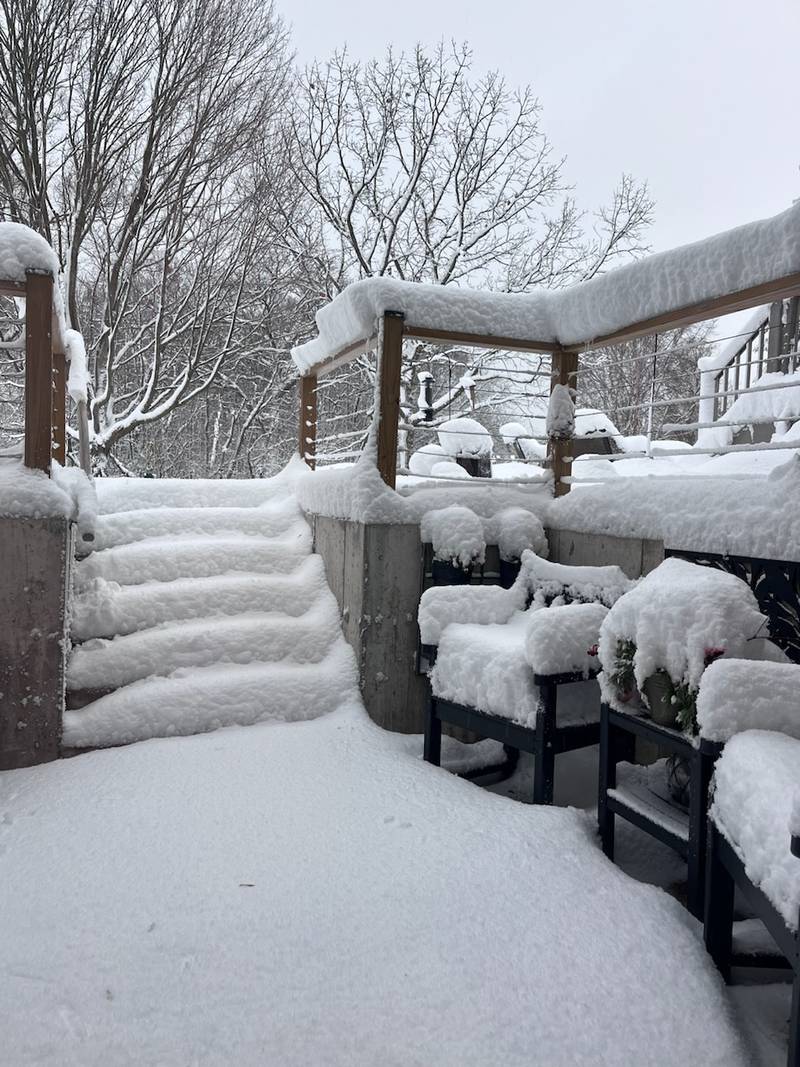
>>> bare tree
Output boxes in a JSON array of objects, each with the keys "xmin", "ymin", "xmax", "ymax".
[
  {"xmin": 288, "ymin": 44, "xmax": 654, "ymax": 465},
  {"xmin": 0, "ymin": 0, "xmax": 299, "ymax": 472}
]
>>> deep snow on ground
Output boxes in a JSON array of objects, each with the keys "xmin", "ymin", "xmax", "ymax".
[{"xmin": 0, "ymin": 703, "xmax": 748, "ymax": 1067}]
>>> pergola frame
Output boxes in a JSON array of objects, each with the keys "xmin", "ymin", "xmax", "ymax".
[{"xmin": 298, "ymin": 268, "xmax": 800, "ymax": 493}]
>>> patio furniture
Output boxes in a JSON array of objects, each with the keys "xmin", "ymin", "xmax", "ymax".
[
  {"xmin": 598, "ymin": 703, "xmax": 722, "ymax": 919},
  {"xmin": 702, "ymin": 673, "xmax": 800, "ymax": 1067},
  {"xmin": 419, "ymin": 551, "xmax": 634, "ymax": 804}
]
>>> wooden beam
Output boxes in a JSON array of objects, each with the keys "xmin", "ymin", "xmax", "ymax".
[
  {"xmin": 24, "ymin": 271, "xmax": 53, "ymax": 473},
  {"xmin": 313, "ymin": 335, "xmax": 377, "ymax": 378},
  {"xmin": 377, "ymin": 311, "xmax": 404, "ymax": 489},
  {"xmin": 766, "ymin": 300, "xmax": 784, "ymax": 372},
  {"xmin": 562, "ymin": 271, "xmax": 800, "ymax": 353},
  {"xmin": 299, "ymin": 374, "xmax": 317, "ymax": 469},
  {"xmin": 51, "ymin": 348, "xmax": 66, "ymax": 467},
  {"xmin": 547, "ymin": 346, "xmax": 578, "ymax": 497},
  {"xmin": 402, "ymin": 324, "xmax": 558, "ymax": 353},
  {"xmin": 0, "ymin": 277, "xmax": 27, "ymax": 295}
]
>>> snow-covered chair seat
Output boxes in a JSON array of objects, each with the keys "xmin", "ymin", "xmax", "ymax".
[
  {"xmin": 421, "ymin": 552, "xmax": 633, "ymax": 804},
  {"xmin": 702, "ymin": 662, "xmax": 800, "ymax": 1066}
]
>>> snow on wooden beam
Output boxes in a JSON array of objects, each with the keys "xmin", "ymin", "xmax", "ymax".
[{"xmin": 402, "ymin": 324, "xmax": 557, "ymax": 353}]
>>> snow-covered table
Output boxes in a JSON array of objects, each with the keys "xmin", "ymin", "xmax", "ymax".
[{"xmin": 598, "ymin": 703, "xmax": 723, "ymax": 919}]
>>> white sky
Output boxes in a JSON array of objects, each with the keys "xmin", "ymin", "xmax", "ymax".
[{"xmin": 284, "ymin": 0, "xmax": 800, "ymax": 256}]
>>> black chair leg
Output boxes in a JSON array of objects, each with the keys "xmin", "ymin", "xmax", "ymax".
[
  {"xmin": 533, "ymin": 684, "xmax": 556, "ymax": 805},
  {"xmin": 424, "ymin": 700, "xmax": 442, "ymax": 766},
  {"xmin": 598, "ymin": 703, "xmax": 616, "ymax": 860},
  {"xmin": 788, "ymin": 973, "xmax": 800, "ymax": 1067},
  {"xmin": 704, "ymin": 823, "xmax": 735, "ymax": 983}
]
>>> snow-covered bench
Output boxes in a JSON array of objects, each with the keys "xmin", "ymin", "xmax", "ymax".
[
  {"xmin": 419, "ymin": 551, "xmax": 634, "ymax": 804},
  {"xmin": 702, "ymin": 661, "xmax": 800, "ymax": 1066}
]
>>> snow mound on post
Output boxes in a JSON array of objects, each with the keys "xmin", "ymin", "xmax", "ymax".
[
  {"xmin": 598, "ymin": 558, "xmax": 766, "ymax": 695},
  {"xmin": 0, "ymin": 221, "xmax": 60, "ymax": 280},
  {"xmin": 546, "ymin": 384, "xmax": 575, "ymax": 438},
  {"xmin": 696, "ymin": 659, "xmax": 800, "ymax": 742},
  {"xmin": 711, "ymin": 730, "xmax": 800, "ymax": 930},
  {"xmin": 421, "ymin": 505, "xmax": 485, "ymax": 566}
]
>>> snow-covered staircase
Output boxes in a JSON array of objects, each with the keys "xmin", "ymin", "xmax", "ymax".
[{"xmin": 63, "ymin": 478, "xmax": 356, "ymax": 749}]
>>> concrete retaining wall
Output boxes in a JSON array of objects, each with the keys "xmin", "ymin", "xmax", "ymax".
[
  {"xmin": 0, "ymin": 517, "xmax": 72, "ymax": 769},
  {"xmin": 547, "ymin": 527, "xmax": 664, "ymax": 578},
  {"xmin": 312, "ymin": 515, "xmax": 428, "ymax": 733}
]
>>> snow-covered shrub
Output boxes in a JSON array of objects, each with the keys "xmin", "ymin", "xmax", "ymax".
[
  {"xmin": 483, "ymin": 507, "xmax": 547, "ymax": 560},
  {"xmin": 598, "ymin": 558, "xmax": 767, "ymax": 732},
  {"xmin": 408, "ymin": 443, "xmax": 448, "ymax": 476},
  {"xmin": 437, "ymin": 417, "xmax": 492, "ymax": 458},
  {"xmin": 421, "ymin": 506, "xmax": 486, "ymax": 568}
]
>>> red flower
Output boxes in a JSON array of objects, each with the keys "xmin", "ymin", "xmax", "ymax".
[
  {"xmin": 587, "ymin": 644, "xmax": 599, "ymax": 657},
  {"xmin": 703, "ymin": 647, "xmax": 725, "ymax": 664}
]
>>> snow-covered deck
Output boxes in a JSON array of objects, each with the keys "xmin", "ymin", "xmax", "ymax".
[{"xmin": 1, "ymin": 702, "xmax": 747, "ymax": 1066}]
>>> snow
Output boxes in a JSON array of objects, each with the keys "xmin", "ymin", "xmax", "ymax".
[
  {"xmin": 94, "ymin": 474, "xmax": 287, "ymax": 514},
  {"xmin": 524, "ymin": 602, "xmax": 608, "ymax": 677},
  {"xmin": 430, "ymin": 613, "xmax": 541, "ymax": 724},
  {"xmin": 62, "ymin": 643, "xmax": 357, "ymax": 747},
  {"xmin": 0, "ymin": 458, "xmax": 72, "ymax": 518},
  {"xmin": 0, "ymin": 703, "xmax": 746, "ymax": 1065},
  {"xmin": 437, "ymin": 416, "xmax": 492, "ymax": 457},
  {"xmin": 551, "ymin": 453, "xmax": 800, "ymax": 561},
  {"xmin": 51, "ymin": 461, "xmax": 97, "ymax": 540},
  {"xmin": 430, "ymin": 459, "xmax": 472, "ymax": 479},
  {"xmin": 418, "ymin": 583, "xmax": 524, "ymax": 645},
  {"xmin": 0, "ymin": 221, "xmax": 60, "ymax": 282},
  {"xmin": 407, "ymin": 441, "xmax": 447, "ymax": 475},
  {"xmin": 521, "ymin": 550, "xmax": 633, "ymax": 607},
  {"xmin": 64, "ymin": 328, "xmax": 90, "ymax": 403},
  {"xmin": 292, "ymin": 201, "xmax": 800, "ymax": 371},
  {"xmin": 720, "ymin": 369, "xmax": 800, "ymax": 427},
  {"xmin": 546, "ymin": 383, "xmax": 575, "ymax": 438},
  {"xmin": 483, "ymin": 506, "xmax": 547, "ymax": 560},
  {"xmin": 71, "ymin": 557, "xmax": 329, "ymax": 641},
  {"xmin": 420, "ymin": 505, "xmax": 485, "ymax": 566},
  {"xmin": 711, "ymin": 730, "xmax": 800, "ymax": 930},
  {"xmin": 697, "ymin": 659, "xmax": 800, "ymax": 743},
  {"xmin": 698, "ymin": 305, "xmax": 770, "ymax": 374},
  {"xmin": 76, "ymin": 530, "xmax": 311, "ymax": 587},
  {"xmin": 598, "ymin": 558, "xmax": 766, "ymax": 701}
]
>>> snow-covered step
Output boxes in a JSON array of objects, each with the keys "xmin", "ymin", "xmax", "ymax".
[
  {"xmin": 95, "ymin": 476, "xmax": 288, "ymax": 515},
  {"xmin": 68, "ymin": 603, "xmax": 342, "ymax": 691},
  {"xmin": 75, "ymin": 530, "xmax": 311, "ymax": 588},
  {"xmin": 71, "ymin": 557, "xmax": 330, "ymax": 640},
  {"xmin": 91, "ymin": 498, "xmax": 302, "ymax": 551},
  {"xmin": 62, "ymin": 642, "xmax": 358, "ymax": 749}
]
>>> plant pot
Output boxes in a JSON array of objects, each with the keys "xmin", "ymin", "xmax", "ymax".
[
  {"xmin": 431, "ymin": 559, "xmax": 472, "ymax": 586},
  {"xmin": 642, "ymin": 671, "xmax": 677, "ymax": 728},
  {"xmin": 498, "ymin": 558, "xmax": 521, "ymax": 589}
]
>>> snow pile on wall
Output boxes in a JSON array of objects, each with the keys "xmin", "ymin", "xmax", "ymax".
[
  {"xmin": 437, "ymin": 417, "xmax": 492, "ymax": 457},
  {"xmin": 524, "ymin": 601, "xmax": 608, "ymax": 677},
  {"xmin": 551, "ymin": 453, "xmax": 800, "ymax": 560},
  {"xmin": 292, "ymin": 201, "xmax": 800, "ymax": 371},
  {"xmin": 420, "ymin": 505, "xmax": 486, "ymax": 567},
  {"xmin": 697, "ymin": 659, "xmax": 800, "ymax": 742},
  {"xmin": 598, "ymin": 558, "xmax": 766, "ymax": 697},
  {"xmin": 711, "ymin": 730, "xmax": 800, "ymax": 930},
  {"xmin": 51, "ymin": 462, "xmax": 97, "ymax": 540}
]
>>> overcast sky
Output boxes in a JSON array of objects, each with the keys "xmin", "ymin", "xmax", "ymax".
[{"xmin": 285, "ymin": 0, "xmax": 799, "ymax": 258}]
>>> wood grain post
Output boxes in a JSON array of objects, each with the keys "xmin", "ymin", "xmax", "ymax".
[
  {"xmin": 299, "ymin": 373, "xmax": 317, "ymax": 469},
  {"xmin": 377, "ymin": 311, "xmax": 404, "ymax": 489},
  {"xmin": 24, "ymin": 271, "xmax": 54, "ymax": 473},
  {"xmin": 548, "ymin": 345, "xmax": 578, "ymax": 497},
  {"xmin": 767, "ymin": 300, "xmax": 784, "ymax": 372},
  {"xmin": 51, "ymin": 346, "xmax": 66, "ymax": 467}
]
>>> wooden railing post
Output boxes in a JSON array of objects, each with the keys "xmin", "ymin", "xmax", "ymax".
[
  {"xmin": 377, "ymin": 310, "xmax": 404, "ymax": 489},
  {"xmin": 766, "ymin": 300, "xmax": 784, "ymax": 373},
  {"xmin": 548, "ymin": 344, "xmax": 578, "ymax": 497},
  {"xmin": 24, "ymin": 270, "xmax": 54, "ymax": 473},
  {"xmin": 51, "ymin": 346, "xmax": 66, "ymax": 467},
  {"xmin": 299, "ymin": 373, "xmax": 317, "ymax": 469}
]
